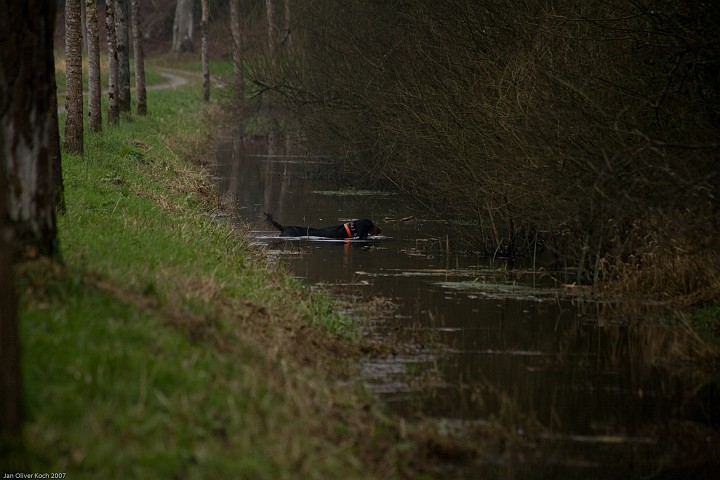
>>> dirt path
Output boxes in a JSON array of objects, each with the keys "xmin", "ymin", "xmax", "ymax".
[
  {"xmin": 57, "ymin": 67, "xmax": 207, "ymax": 113},
  {"xmin": 148, "ymin": 68, "xmax": 191, "ymax": 90}
]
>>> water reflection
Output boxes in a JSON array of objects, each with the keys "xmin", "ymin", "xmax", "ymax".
[{"xmin": 212, "ymin": 128, "xmax": 719, "ymax": 478}]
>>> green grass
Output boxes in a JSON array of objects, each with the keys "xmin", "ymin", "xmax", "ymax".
[{"xmin": 18, "ymin": 68, "xmax": 408, "ymax": 478}]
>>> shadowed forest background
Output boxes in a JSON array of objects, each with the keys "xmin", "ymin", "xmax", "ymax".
[
  {"xmin": 63, "ymin": 0, "xmax": 719, "ymax": 303},
  {"xmin": 250, "ymin": 0, "xmax": 720, "ymax": 305}
]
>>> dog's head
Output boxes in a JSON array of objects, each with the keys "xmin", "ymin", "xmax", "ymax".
[{"xmin": 354, "ymin": 219, "xmax": 382, "ymax": 237}]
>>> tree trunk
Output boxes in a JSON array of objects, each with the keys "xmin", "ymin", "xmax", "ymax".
[
  {"xmin": 172, "ymin": 0, "xmax": 195, "ymax": 53},
  {"xmin": 80, "ymin": 0, "xmax": 88, "ymax": 52},
  {"xmin": 86, "ymin": 0, "xmax": 102, "ymax": 132},
  {"xmin": 131, "ymin": 0, "xmax": 147, "ymax": 115},
  {"xmin": 64, "ymin": 0, "xmax": 84, "ymax": 154},
  {"xmin": 49, "ymin": 61, "xmax": 66, "ymax": 214},
  {"xmin": 0, "ymin": 161, "xmax": 20, "ymax": 463},
  {"xmin": 265, "ymin": 0, "xmax": 276, "ymax": 64},
  {"xmin": 1, "ymin": 0, "xmax": 59, "ymax": 453},
  {"xmin": 229, "ymin": 0, "xmax": 245, "ymax": 105},
  {"xmin": 115, "ymin": 0, "xmax": 131, "ymax": 112},
  {"xmin": 1, "ymin": 0, "xmax": 59, "ymax": 255},
  {"xmin": 201, "ymin": 0, "xmax": 209, "ymax": 101},
  {"xmin": 106, "ymin": 0, "xmax": 120, "ymax": 124}
]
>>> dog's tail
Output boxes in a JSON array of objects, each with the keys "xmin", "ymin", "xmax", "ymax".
[{"xmin": 264, "ymin": 212, "xmax": 284, "ymax": 232}]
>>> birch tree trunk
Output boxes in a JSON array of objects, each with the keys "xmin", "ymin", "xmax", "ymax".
[
  {"xmin": 106, "ymin": 0, "xmax": 120, "ymax": 124},
  {"xmin": 115, "ymin": 0, "xmax": 132, "ymax": 112},
  {"xmin": 1, "ymin": 0, "xmax": 59, "ymax": 255},
  {"xmin": 86, "ymin": 0, "xmax": 102, "ymax": 132},
  {"xmin": 131, "ymin": 0, "xmax": 147, "ymax": 115},
  {"xmin": 64, "ymin": 0, "xmax": 84, "ymax": 153},
  {"xmin": 201, "ymin": 0, "xmax": 209, "ymax": 101},
  {"xmin": 1, "ymin": 0, "xmax": 59, "ymax": 456},
  {"xmin": 229, "ymin": 0, "xmax": 245, "ymax": 105},
  {"xmin": 172, "ymin": 0, "xmax": 195, "ymax": 53}
]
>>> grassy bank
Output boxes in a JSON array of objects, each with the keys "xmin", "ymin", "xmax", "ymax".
[{"xmin": 17, "ymin": 66, "xmax": 413, "ymax": 478}]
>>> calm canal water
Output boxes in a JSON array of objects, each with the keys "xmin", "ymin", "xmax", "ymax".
[{"xmin": 212, "ymin": 129, "xmax": 718, "ymax": 479}]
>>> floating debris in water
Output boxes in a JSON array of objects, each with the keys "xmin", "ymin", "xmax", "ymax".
[{"xmin": 312, "ymin": 189, "xmax": 396, "ymax": 196}]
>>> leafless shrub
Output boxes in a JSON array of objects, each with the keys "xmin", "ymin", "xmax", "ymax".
[{"xmin": 251, "ymin": 0, "xmax": 720, "ymax": 301}]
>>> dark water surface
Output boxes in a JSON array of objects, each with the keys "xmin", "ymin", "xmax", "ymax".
[{"xmin": 212, "ymin": 132, "xmax": 718, "ymax": 479}]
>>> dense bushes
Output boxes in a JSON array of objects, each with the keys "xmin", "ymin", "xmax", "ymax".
[{"xmin": 254, "ymin": 0, "xmax": 720, "ymax": 302}]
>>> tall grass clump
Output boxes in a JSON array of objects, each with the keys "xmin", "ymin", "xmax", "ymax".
[{"xmin": 599, "ymin": 214, "xmax": 720, "ymax": 305}]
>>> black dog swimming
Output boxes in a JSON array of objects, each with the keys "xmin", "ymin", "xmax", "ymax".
[{"xmin": 265, "ymin": 213, "xmax": 382, "ymax": 240}]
